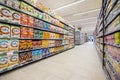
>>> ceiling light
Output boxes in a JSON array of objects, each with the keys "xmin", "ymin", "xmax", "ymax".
[
  {"xmin": 54, "ymin": 0, "xmax": 85, "ymax": 11},
  {"xmin": 69, "ymin": 17, "xmax": 97, "ymax": 22},
  {"xmin": 73, "ymin": 9, "xmax": 100, "ymax": 16}
]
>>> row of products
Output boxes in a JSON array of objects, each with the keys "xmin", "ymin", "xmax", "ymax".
[
  {"xmin": 0, "ymin": 46, "xmax": 66, "ymax": 72},
  {"xmin": 0, "ymin": 1, "xmax": 66, "ymax": 28},
  {"xmin": 104, "ymin": 32, "xmax": 120, "ymax": 44},
  {"xmin": 105, "ymin": 52, "xmax": 120, "ymax": 78},
  {"xmin": 19, "ymin": 40, "xmax": 67, "ymax": 51},
  {"xmin": 0, "ymin": 23, "xmax": 66, "ymax": 39},
  {"xmin": 0, "ymin": 39, "xmax": 68, "ymax": 52}
]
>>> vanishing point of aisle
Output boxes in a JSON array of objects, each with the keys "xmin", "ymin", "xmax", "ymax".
[{"xmin": 0, "ymin": 42, "xmax": 106, "ymax": 80}]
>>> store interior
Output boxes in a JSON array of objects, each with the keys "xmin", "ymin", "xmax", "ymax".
[{"xmin": 0, "ymin": 0, "xmax": 120, "ymax": 80}]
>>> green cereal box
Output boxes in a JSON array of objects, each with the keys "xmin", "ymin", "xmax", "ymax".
[
  {"xmin": 0, "ymin": 23, "xmax": 10, "ymax": 38},
  {"xmin": 0, "ymin": 52, "xmax": 8, "ymax": 72},
  {"xmin": 0, "ymin": 5, "xmax": 11, "ymax": 22}
]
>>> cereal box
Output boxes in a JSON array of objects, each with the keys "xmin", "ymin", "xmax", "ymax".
[
  {"xmin": 27, "ymin": 28, "xmax": 34, "ymax": 38},
  {"xmin": 20, "ymin": 2, "xmax": 28, "ymax": 13},
  {"xmin": 7, "ymin": 51, "xmax": 18, "ymax": 69},
  {"xmin": 11, "ymin": 10, "xmax": 20, "ymax": 24},
  {"xmin": 26, "ymin": 40, "xmax": 33, "ymax": 49},
  {"xmin": 10, "ymin": 39, "xmax": 19, "ymax": 51},
  {"xmin": 0, "ymin": 23, "xmax": 10, "ymax": 38},
  {"xmin": 12, "ymin": 0, "xmax": 20, "ymax": 10},
  {"xmin": 20, "ymin": 14, "xmax": 28, "ymax": 25},
  {"xmin": 0, "ymin": 39, "xmax": 9, "ymax": 52},
  {"xmin": 0, "ymin": 5, "xmax": 11, "ymax": 22},
  {"xmin": 20, "ymin": 27, "xmax": 28, "ymax": 38},
  {"xmin": 28, "ymin": 16, "xmax": 34, "ymax": 27},
  {"xmin": 11, "ymin": 26, "xmax": 20, "ymax": 38},
  {"xmin": 7, "ymin": 0, "xmax": 12, "ymax": 7},
  {"xmin": 19, "ymin": 40, "xmax": 27, "ymax": 50},
  {"xmin": 0, "ymin": 52, "xmax": 8, "ymax": 72}
]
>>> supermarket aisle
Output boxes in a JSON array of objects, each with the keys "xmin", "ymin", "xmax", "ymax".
[{"xmin": 0, "ymin": 42, "xmax": 106, "ymax": 80}]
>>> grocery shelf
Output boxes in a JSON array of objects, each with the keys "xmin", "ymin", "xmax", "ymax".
[
  {"xmin": 105, "ymin": 10, "xmax": 120, "ymax": 29},
  {"xmin": 0, "ymin": 20, "xmax": 68, "ymax": 35},
  {"xmin": 19, "ymin": 44, "xmax": 68, "ymax": 53},
  {"xmin": 104, "ymin": 26, "xmax": 120, "ymax": 36},
  {"xmin": 21, "ymin": 0, "xmax": 72, "ymax": 29},
  {"xmin": 0, "ymin": 47, "xmax": 74, "ymax": 74},
  {"xmin": 103, "ymin": 66, "xmax": 112, "ymax": 80},
  {"xmin": 19, "ymin": 38, "xmax": 66, "ymax": 40},
  {"xmin": 105, "ymin": 42, "xmax": 120, "ymax": 48},
  {"xmin": 104, "ymin": 0, "xmax": 111, "ymax": 14},
  {"xmin": 104, "ymin": 0, "xmax": 119, "ymax": 20},
  {"xmin": 0, "ymin": 2, "xmax": 70, "ymax": 31}
]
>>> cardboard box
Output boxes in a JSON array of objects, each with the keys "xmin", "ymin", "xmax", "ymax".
[
  {"xmin": 0, "ymin": 39, "xmax": 9, "ymax": 52},
  {"xmin": 0, "ymin": 23, "xmax": 10, "ymax": 38},
  {"xmin": 11, "ymin": 26, "xmax": 20, "ymax": 38},
  {"xmin": 0, "ymin": 5, "xmax": 11, "ymax": 22},
  {"xmin": 0, "ymin": 52, "xmax": 8, "ymax": 72}
]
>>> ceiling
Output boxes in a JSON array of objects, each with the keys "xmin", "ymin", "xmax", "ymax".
[{"xmin": 39, "ymin": 0, "xmax": 102, "ymax": 34}]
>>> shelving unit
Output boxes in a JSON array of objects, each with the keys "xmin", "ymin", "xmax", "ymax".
[
  {"xmin": 0, "ymin": 0, "xmax": 75, "ymax": 74},
  {"xmin": 95, "ymin": 0, "xmax": 120, "ymax": 80}
]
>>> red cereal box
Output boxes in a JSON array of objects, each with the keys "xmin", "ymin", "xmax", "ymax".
[
  {"xmin": 28, "ymin": 16, "xmax": 34, "ymax": 27},
  {"xmin": 20, "ymin": 14, "xmax": 28, "ymax": 25},
  {"xmin": 20, "ymin": 27, "xmax": 28, "ymax": 38},
  {"xmin": 27, "ymin": 28, "xmax": 34, "ymax": 38}
]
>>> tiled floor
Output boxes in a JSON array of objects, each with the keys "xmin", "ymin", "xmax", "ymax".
[{"xmin": 0, "ymin": 42, "xmax": 106, "ymax": 80}]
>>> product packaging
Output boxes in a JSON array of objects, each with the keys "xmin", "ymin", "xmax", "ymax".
[
  {"xmin": 11, "ymin": 10, "xmax": 20, "ymax": 24},
  {"xmin": 0, "ymin": 5, "xmax": 11, "ymax": 22},
  {"xmin": 20, "ymin": 27, "xmax": 28, "ymax": 39},
  {"xmin": 10, "ymin": 39, "xmax": 19, "ymax": 51},
  {"xmin": 19, "ymin": 40, "xmax": 27, "ymax": 50},
  {"xmin": 0, "ymin": 23, "xmax": 10, "ymax": 38},
  {"xmin": 20, "ymin": 14, "xmax": 28, "ymax": 25},
  {"xmin": 11, "ymin": 26, "xmax": 20, "ymax": 38},
  {"xmin": 28, "ymin": 16, "xmax": 34, "ymax": 27},
  {"xmin": 7, "ymin": 51, "xmax": 19, "ymax": 69},
  {"xmin": 0, "ymin": 52, "xmax": 8, "ymax": 72}
]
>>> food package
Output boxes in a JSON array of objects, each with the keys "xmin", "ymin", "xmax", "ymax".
[
  {"xmin": 11, "ymin": 26, "xmax": 20, "ymax": 38},
  {"xmin": 0, "ymin": 52, "xmax": 8, "ymax": 72},
  {"xmin": 0, "ymin": 5, "xmax": 11, "ymax": 22},
  {"xmin": 27, "ymin": 5, "xmax": 34, "ymax": 15},
  {"xmin": 115, "ymin": 32, "xmax": 120, "ymax": 44},
  {"xmin": 11, "ymin": 0, "xmax": 20, "ymax": 10},
  {"xmin": 27, "ymin": 28, "xmax": 34, "ymax": 38},
  {"xmin": 20, "ymin": 27, "xmax": 28, "ymax": 39},
  {"xmin": 19, "ymin": 40, "xmax": 27, "ymax": 50},
  {"xmin": 0, "ymin": 23, "xmax": 10, "ymax": 38},
  {"xmin": 11, "ymin": 10, "xmax": 20, "ymax": 24},
  {"xmin": 28, "ymin": 16, "xmax": 34, "ymax": 27},
  {"xmin": 10, "ymin": 39, "xmax": 19, "ymax": 51},
  {"xmin": 20, "ymin": 14, "xmax": 28, "ymax": 25},
  {"xmin": 20, "ymin": 2, "xmax": 28, "ymax": 13},
  {"xmin": 34, "ymin": 10, "xmax": 43, "ymax": 19},
  {"xmin": 0, "ymin": 39, "xmax": 9, "ymax": 52},
  {"xmin": 26, "ymin": 40, "xmax": 33, "ymax": 49},
  {"xmin": 7, "ymin": 51, "xmax": 18, "ymax": 69},
  {"xmin": 34, "ymin": 19, "xmax": 42, "ymax": 28}
]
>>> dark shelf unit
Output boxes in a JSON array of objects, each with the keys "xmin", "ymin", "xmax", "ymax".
[{"xmin": 95, "ymin": 0, "xmax": 120, "ymax": 80}]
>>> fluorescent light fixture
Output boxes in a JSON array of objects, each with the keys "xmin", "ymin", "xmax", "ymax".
[
  {"xmin": 73, "ymin": 8, "xmax": 100, "ymax": 16},
  {"xmin": 54, "ymin": 0, "xmax": 85, "ymax": 11},
  {"xmin": 69, "ymin": 17, "xmax": 97, "ymax": 22}
]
